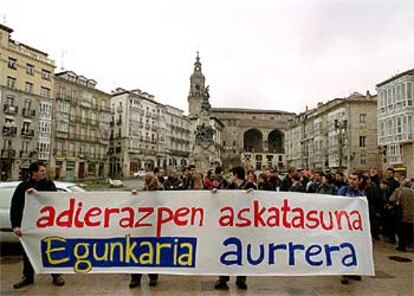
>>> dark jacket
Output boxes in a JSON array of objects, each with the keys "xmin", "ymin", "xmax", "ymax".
[
  {"xmin": 164, "ymin": 177, "xmax": 181, "ymax": 190},
  {"xmin": 10, "ymin": 178, "xmax": 57, "ymax": 228},
  {"xmin": 316, "ymin": 183, "xmax": 338, "ymax": 195},
  {"xmin": 279, "ymin": 176, "xmax": 292, "ymax": 192}
]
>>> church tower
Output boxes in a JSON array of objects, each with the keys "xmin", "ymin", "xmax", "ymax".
[{"xmin": 188, "ymin": 52, "xmax": 206, "ymax": 117}]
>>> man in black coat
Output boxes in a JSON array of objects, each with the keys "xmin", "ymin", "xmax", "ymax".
[
  {"xmin": 10, "ymin": 161, "xmax": 65, "ymax": 289},
  {"xmin": 280, "ymin": 167, "xmax": 299, "ymax": 192},
  {"xmin": 214, "ymin": 166, "xmax": 248, "ymax": 290}
]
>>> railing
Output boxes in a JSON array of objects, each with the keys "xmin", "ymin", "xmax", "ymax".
[
  {"xmin": 3, "ymin": 104, "xmax": 18, "ymax": 115},
  {"xmin": 2, "ymin": 126, "xmax": 17, "ymax": 135},
  {"xmin": 1, "ymin": 149, "xmax": 16, "ymax": 158},
  {"xmin": 22, "ymin": 108, "xmax": 36, "ymax": 117},
  {"xmin": 21, "ymin": 129, "xmax": 35, "ymax": 137}
]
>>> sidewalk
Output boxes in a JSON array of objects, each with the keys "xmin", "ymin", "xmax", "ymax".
[{"xmin": 0, "ymin": 240, "xmax": 412, "ymax": 295}]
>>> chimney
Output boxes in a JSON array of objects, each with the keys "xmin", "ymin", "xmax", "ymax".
[
  {"xmin": 317, "ymin": 102, "xmax": 323, "ymax": 108},
  {"xmin": 366, "ymin": 90, "xmax": 371, "ymax": 99}
]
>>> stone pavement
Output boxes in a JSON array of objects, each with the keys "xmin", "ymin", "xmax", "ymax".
[{"xmin": 0, "ymin": 240, "xmax": 412, "ymax": 296}]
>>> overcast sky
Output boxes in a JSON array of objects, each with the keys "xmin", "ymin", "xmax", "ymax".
[{"xmin": 2, "ymin": 0, "xmax": 414, "ymax": 114}]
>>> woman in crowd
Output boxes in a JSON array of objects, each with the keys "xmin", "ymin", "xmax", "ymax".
[{"xmin": 129, "ymin": 173, "xmax": 160, "ymax": 288}]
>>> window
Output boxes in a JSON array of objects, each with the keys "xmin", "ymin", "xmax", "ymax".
[
  {"xmin": 396, "ymin": 117, "xmax": 402, "ymax": 134},
  {"xmin": 359, "ymin": 136, "xmax": 366, "ymax": 147},
  {"xmin": 6, "ymin": 96, "xmax": 14, "ymax": 106},
  {"xmin": 7, "ymin": 76, "xmax": 16, "ymax": 88},
  {"xmin": 40, "ymin": 86, "xmax": 50, "ymax": 98},
  {"xmin": 41, "ymin": 69, "xmax": 51, "ymax": 80},
  {"xmin": 24, "ymin": 100, "xmax": 32, "ymax": 111},
  {"xmin": 26, "ymin": 64, "xmax": 34, "ymax": 75},
  {"xmin": 25, "ymin": 82, "xmax": 33, "ymax": 93},
  {"xmin": 360, "ymin": 156, "xmax": 367, "ymax": 166},
  {"xmin": 359, "ymin": 114, "xmax": 366, "ymax": 124},
  {"xmin": 21, "ymin": 141, "xmax": 29, "ymax": 153},
  {"xmin": 8, "ymin": 57, "xmax": 17, "ymax": 69}
]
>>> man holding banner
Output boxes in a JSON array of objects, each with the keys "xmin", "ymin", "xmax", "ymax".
[
  {"xmin": 214, "ymin": 166, "xmax": 248, "ymax": 290},
  {"xmin": 10, "ymin": 161, "xmax": 65, "ymax": 289}
]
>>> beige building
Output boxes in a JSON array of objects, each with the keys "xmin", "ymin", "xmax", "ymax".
[
  {"xmin": 377, "ymin": 69, "xmax": 414, "ymax": 178},
  {"xmin": 0, "ymin": 24, "xmax": 55, "ymax": 180},
  {"xmin": 285, "ymin": 92, "xmax": 381, "ymax": 174},
  {"xmin": 52, "ymin": 71, "xmax": 111, "ymax": 180},
  {"xmin": 109, "ymin": 89, "xmax": 193, "ymax": 177},
  {"xmin": 210, "ymin": 108, "xmax": 294, "ymax": 170}
]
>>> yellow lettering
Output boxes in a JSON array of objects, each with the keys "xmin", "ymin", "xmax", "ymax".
[
  {"xmin": 139, "ymin": 241, "xmax": 153, "ymax": 264},
  {"xmin": 92, "ymin": 243, "xmax": 109, "ymax": 261},
  {"xmin": 74, "ymin": 243, "xmax": 92, "ymax": 273},
  {"xmin": 125, "ymin": 235, "xmax": 138, "ymax": 263},
  {"xmin": 43, "ymin": 237, "xmax": 70, "ymax": 265},
  {"xmin": 156, "ymin": 243, "xmax": 171, "ymax": 265},
  {"xmin": 178, "ymin": 243, "xmax": 193, "ymax": 266},
  {"xmin": 109, "ymin": 242, "xmax": 124, "ymax": 262}
]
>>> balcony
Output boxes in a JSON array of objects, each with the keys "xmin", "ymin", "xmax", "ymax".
[
  {"xmin": 20, "ymin": 150, "xmax": 30, "ymax": 158},
  {"xmin": 1, "ymin": 149, "xmax": 16, "ymax": 159},
  {"xmin": 2, "ymin": 126, "xmax": 17, "ymax": 136},
  {"xmin": 21, "ymin": 129, "xmax": 35, "ymax": 138},
  {"xmin": 3, "ymin": 104, "xmax": 18, "ymax": 115},
  {"xmin": 22, "ymin": 108, "xmax": 36, "ymax": 117},
  {"xmin": 57, "ymin": 93, "xmax": 72, "ymax": 102},
  {"xmin": 116, "ymin": 118, "xmax": 122, "ymax": 125}
]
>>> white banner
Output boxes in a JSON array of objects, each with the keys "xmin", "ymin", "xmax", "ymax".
[{"xmin": 20, "ymin": 191, "xmax": 375, "ymax": 276}]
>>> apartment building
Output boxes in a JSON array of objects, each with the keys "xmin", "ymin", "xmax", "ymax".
[
  {"xmin": 285, "ymin": 92, "xmax": 381, "ymax": 174},
  {"xmin": 52, "ymin": 71, "xmax": 111, "ymax": 180},
  {"xmin": 0, "ymin": 24, "xmax": 55, "ymax": 180},
  {"xmin": 377, "ymin": 69, "xmax": 414, "ymax": 178}
]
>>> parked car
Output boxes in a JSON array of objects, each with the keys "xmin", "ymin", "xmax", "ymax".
[
  {"xmin": 0, "ymin": 181, "xmax": 85, "ymax": 243},
  {"xmin": 133, "ymin": 170, "xmax": 146, "ymax": 179}
]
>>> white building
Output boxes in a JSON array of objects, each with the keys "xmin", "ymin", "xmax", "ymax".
[{"xmin": 377, "ymin": 69, "xmax": 414, "ymax": 178}]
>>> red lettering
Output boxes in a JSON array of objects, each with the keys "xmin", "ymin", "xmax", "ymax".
[
  {"xmin": 84, "ymin": 207, "xmax": 102, "ymax": 227},
  {"xmin": 219, "ymin": 206, "xmax": 234, "ymax": 227},
  {"xmin": 191, "ymin": 207, "xmax": 204, "ymax": 226},
  {"xmin": 236, "ymin": 208, "xmax": 251, "ymax": 227},
  {"xmin": 74, "ymin": 202, "xmax": 84, "ymax": 227},
  {"xmin": 134, "ymin": 207, "xmax": 153, "ymax": 227},
  {"xmin": 36, "ymin": 206, "xmax": 55, "ymax": 227},
  {"xmin": 305, "ymin": 210, "xmax": 319, "ymax": 229},
  {"xmin": 253, "ymin": 200, "xmax": 266, "ymax": 227},
  {"xmin": 119, "ymin": 207, "xmax": 134, "ymax": 227},
  {"xmin": 281, "ymin": 199, "xmax": 291, "ymax": 228},
  {"xmin": 156, "ymin": 207, "xmax": 173, "ymax": 237},
  {"xmin": 56, "ymin": 198, "xmax": 75, "ymax": 227},
  {"xmin": 104, "ymin": 207, "xmax": 120, "ymax": 227},
  {"xmin": 174, "ymin": 207, "xmax": 190, "ymax": 226},
  {"xmin": 335, "ymin": 210, "xmax": 351, "ymax": 230}
]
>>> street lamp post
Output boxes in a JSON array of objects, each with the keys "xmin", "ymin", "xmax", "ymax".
[{"xmin": 334, "ymin": 119, "xmax": 347, "ymax": 172}]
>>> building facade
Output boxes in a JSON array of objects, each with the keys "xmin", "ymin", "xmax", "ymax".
[
  {"xmin": 285, "ymin": 92, "xmax": 381, "ymax": 174},
  {"xmin": 109, "ymin": 89, "xmax": 193, "ymax": 177},
  {"xmin": 52, "ymin": 71, "xmax": 111, "ymax": 180},
  {"xmin": 210, "ymin": 108, "xmax": 295, "ymax": 170},
  {"xmin": 0, "ymin": 24, "xmax": 55, "ymax": 180},
  {"xmin": 377, "ymin": 69, "xmax": 414, "ymax": 178}
]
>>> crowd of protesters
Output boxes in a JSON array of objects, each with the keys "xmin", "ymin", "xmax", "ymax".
[
  {"xmin": 141, "ymin": 164, "xmax": 414, "ymax": 288},
  {"xmin": 9, "ymin": 161, "xmax": 414, "ymax": 290}
]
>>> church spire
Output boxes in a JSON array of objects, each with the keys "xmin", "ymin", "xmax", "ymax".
[{"xmin": 188, "ymin": 52, "xmax": 206, "ymax": 116}]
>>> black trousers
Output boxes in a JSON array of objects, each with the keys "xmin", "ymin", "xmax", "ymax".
[
  {"xmin": 23, "ymin": 250, "xmax": 60, "ymax": 279},
  {"xmin": 131, "ymin": 274, "xmax": 158, "ymax": 281},
  {"xmin": 398, "ymin": 222, "xmax": 414, "ymax": 250},
  {"xmin": 219, "ymin": 276, "xmax": 246, "ymax": 282}
]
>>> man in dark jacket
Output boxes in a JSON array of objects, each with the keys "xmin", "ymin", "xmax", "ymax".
[
  {"xmin": 10, "ymin": 161, "xmax": 65, "ymax": 289},
  {"xmin": 280, "ymin": 167, "xmax": 299, "ymax": 192},
  {"xmin": 386, "ymin": 168, "xmax": 400, "ymax": 197},
  {"xmin": 214, "ymin": 166, "xmax": 248, "ymax": 290}
]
